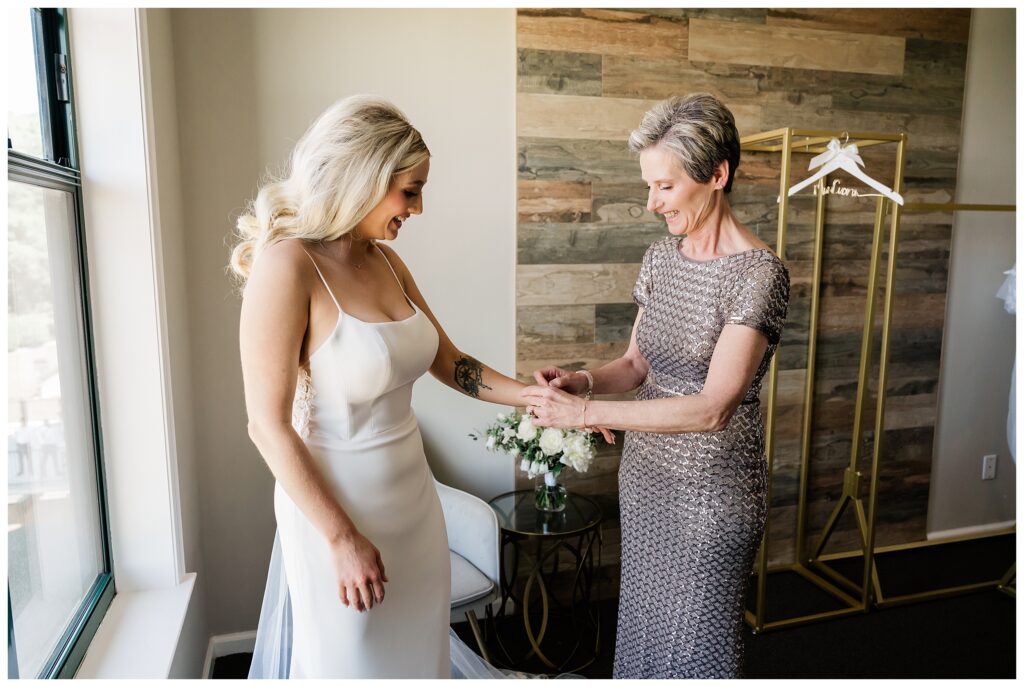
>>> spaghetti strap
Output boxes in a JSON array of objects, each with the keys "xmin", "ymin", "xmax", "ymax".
[
  {"xmin": 300, "ymin": 248, "xmax": 342, "ymax": 312},
  {"xmin": 373, "ymin": 242, "xmax": 414, "ymax": 306}
]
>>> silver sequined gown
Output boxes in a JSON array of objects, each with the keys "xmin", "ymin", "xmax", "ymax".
[{"xmin": 614, "ymin": 236, "xmax": 789, "ymax": 679}]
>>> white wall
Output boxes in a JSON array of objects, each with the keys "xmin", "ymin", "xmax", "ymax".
[
  {"xmin": 166, "ymin": 8, "xmax": 265, "ymax": 642},
  {"xmin": 166, "ymin": 9, "xmax": 516, "ymax": 637},
  {"xmin": 139, "ymin": 9, "xmax": 209, "ymax": 677},
  {"xmin": 928, "ymin": 8, "xmax": 1017, "ymax": 535},
  {"xmin": 250, "ymin": 8, "xmax": 517, "ymax": 497}
]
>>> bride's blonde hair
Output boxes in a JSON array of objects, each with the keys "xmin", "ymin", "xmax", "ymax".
[{"xmin": 229, "ymin": 95, "xmax": 429, "ymax": 285}]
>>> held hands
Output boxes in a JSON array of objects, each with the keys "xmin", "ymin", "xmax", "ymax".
[
  {"xmin": 521, "ymin": 383, "xmax": 585, "ymax": 428},
  {"xmin": 329, "ymin": 531, "xmax": 388, "ymax": 612},
  {"xmin": 532, "ymin": 366, "xmax": 588, "ymax": 396},
  {"xmin": 524, "ymin": 368, "xmax": 615, "ymax": 444}
]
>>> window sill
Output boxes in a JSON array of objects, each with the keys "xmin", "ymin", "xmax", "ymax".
[{"xmin": 74, "ymin": 573, "xmax": 195, "ymax": 678}]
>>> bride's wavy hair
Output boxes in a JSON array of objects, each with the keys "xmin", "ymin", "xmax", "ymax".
[{"xmin": 229, "ymin": 95, "xmax": 430, "ymax": 286}]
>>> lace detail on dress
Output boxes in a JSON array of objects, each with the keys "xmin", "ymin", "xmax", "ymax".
[{"xmin": 292, "ymin": 367, "xmax": 315, "ymax": 439}]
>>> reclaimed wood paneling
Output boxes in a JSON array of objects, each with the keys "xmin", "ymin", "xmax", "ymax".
[
  {"xmin": 519, "ymin": 93, "xmax": 762, "ymax": 141},
  {"xmin": 592, "ymin": 181, "xmax": 657, "ymax": 223},
  {"xmin": 818, "ymin": 293, "xmax": 948, "ymax": 331},
  {"xmin": 517, "ymin": 304, "xmax": 595, "ymax": 345},
  {"xmin": 517, "ymin": 180, "xmax": 592, "ymax": 223},
  {"xmin": 518, "ymin": 49, "xmax": 602, "ymax": 96},
  {"xmin": 602, "ymin": 55, "xmax": 762, "ymax": 100},
  {"xmin": 761, "ymin": 108, "xmax": 964, "ymax": 154},
  {"xmin": 517, "ymin": 11, "xmax": 686, "ymax": 59},
  {"xmin": 902, "ymin": 38, "xmax": 968, "ymax": 83},
  {"xmin": 689, "ymin": 18, "xmax": 906, "ymax": 76},
  {"xmin": 515, "ymin": 7, "xmax": 969, "ymax": 578},
  {"xmin": 596, "ymin": 303, "xmax": 640, "ymax": 342},
  {"xmin": 518, "ymin": 223, "xmax": 668, "ymax": 265},
  {"xmin": 621, "ymin": 8, "xmax": 768, "ymax": 23},
  {"xmin": 518, "ymin": 93, "xmax": 661, "ymax": 141},
  {"xmin": 765, "ymin": 8, "xmax": 972, "ymax": 43},
  {"xmin": 519, "ymin": 136, "xmax": 640, "ymax": 183},
  {"xmin": 517, "ymin": 263, "xmax": 640, "ymax": 306}
]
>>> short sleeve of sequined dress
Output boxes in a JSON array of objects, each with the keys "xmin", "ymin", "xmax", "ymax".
[
  {"xmin": 724, "ymin": 255, "xmax": 789, "ymax": 345},
  {"xmin": 632, "ymin": 242, "xmax": 656, "ymax": 308}
]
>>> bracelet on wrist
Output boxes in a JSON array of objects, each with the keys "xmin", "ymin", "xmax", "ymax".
[{"xmin": 578, "ymin": 369, "xmax": 594, "ymax": 399}]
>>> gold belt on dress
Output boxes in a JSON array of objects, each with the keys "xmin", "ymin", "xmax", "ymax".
[{"xmin": 646, "ymin": 373, "xmax": 758, "ymax": 405}]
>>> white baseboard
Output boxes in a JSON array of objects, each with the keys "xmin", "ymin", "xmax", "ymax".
[
  {"xmin": 202, "ymin": 630, "xmax": 256, "ymax": 679},
  {"xmin": 927, "ymin": 520, "xmax": 1016, "ymax": 541}
]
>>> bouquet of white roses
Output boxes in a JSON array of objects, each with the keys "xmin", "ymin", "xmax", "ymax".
[{"xmin": 470, "ymin": 410, "xmax": 598, "ymax": 479}]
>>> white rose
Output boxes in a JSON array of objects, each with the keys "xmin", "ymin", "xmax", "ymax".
[
  {"xmin": 538, "ymin": 428, "xmax": 565, "ymax": 456},
  {"xmin": 561, "ymin": 451, "xmax": 578, "ymax": 471},
  {"xmin": 565, "ymin": 434, "xmax": 588, "ymax": 456},
  {"xmin": 502, "ymin": 427, "xmax": 517, "ymax": 442},
  {"xmin": 517, "ymin": 416, "xmax": 538, "ymax": 442},
  {"xmin": 562, "ymin": 433, "xmax": 594, "ymax": 473},
  {"xmin": 564, "ymin": 453, "xmax": 581, "ymax": 473},
  {"xmin": 536, "ymin": 460, "xmax": 550, "ymax": 475}
]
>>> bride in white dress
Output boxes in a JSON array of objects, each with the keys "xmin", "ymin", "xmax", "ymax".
[{"xmin": 231, "ymin": 96, "xmax": 531, "ymax": 678}]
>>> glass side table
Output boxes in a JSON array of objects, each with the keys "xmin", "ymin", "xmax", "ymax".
[{"xmin": 487, "ymin": 489, "xmax": 603, "ymax": 674}]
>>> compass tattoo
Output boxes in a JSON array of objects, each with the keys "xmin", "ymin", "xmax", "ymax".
[{"xmin": 453, "ymin": 355, "xmax": 492, "ymax": 398}]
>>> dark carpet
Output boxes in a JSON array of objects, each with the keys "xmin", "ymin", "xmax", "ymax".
[{"xmin": 213, "ymin": 535, "xmax": 1015, "ymax": 679}]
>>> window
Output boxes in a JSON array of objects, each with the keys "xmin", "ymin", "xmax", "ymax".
[{"xmin": 7, "ymin": 8, "xmax": 114, "ymax": 679}]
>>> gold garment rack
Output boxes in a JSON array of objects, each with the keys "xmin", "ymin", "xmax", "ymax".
[{"xmin": 739, "ymin": 127, "xmax": 1016, "ymax": 632}]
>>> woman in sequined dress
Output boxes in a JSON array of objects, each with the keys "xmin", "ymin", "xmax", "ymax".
[{"xmin": 523, "ymin": 93, "xmax": 789, "ymax": 678}]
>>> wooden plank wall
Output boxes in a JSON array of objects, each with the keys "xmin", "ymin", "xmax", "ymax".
[{"xmin": 514, "ymin": 8, "xmax": 971, "ymax": 589}]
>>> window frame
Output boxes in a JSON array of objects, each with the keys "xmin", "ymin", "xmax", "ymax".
[
  {"xmin": 30, "ymin": 7, "xmax": 77, "ymax": 167},
  {"xmin": 7, "ymin": 7, "xmax": 115, "ymax": 680}
]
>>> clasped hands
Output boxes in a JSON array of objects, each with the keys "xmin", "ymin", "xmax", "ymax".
[{"xmin": 521, "ymin": 366, "xmax": 616, "ymax": 445}]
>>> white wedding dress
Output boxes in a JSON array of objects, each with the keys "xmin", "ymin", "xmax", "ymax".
[{"xmin": 248, "ymin": 245, "xmax": 507, "ymax": 678}]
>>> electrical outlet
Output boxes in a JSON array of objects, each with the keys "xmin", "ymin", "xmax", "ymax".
[{"xmin": 982, "ymin": 454, "xmax": 998, "ymax": 480}]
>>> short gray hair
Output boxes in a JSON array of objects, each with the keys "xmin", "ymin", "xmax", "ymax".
[{"xmin": 628, "ymin": 93, "xmax": 741, "ymax": 193}]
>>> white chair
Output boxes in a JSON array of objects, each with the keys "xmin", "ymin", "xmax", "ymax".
[{"xmin": 435, "ymin": 480, "xmax": 500, "ymax": 662}]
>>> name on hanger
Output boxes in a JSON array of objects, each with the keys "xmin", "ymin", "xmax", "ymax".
[{"xmin": 812, "ymin": 178, "xmax": 884, "ymax": 199}]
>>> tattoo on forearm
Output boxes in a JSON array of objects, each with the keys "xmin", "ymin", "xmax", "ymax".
[{"xmin": 453, "ymin": 355, "xmax": 493, "ymax": 398}]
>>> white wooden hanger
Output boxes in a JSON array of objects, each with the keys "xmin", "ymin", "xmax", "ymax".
[{"xmin": 782, "ymin": 136, "xmax": 904, "ymax": 206}]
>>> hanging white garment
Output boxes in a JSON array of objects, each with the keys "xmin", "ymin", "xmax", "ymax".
[
  {"xmin": 997, "ymin": 265, "xmax": 1015, "ymax": 315},
  {"xmin": 997, "ymin": 265, "xmax": 1016, "ymax": 463}
]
